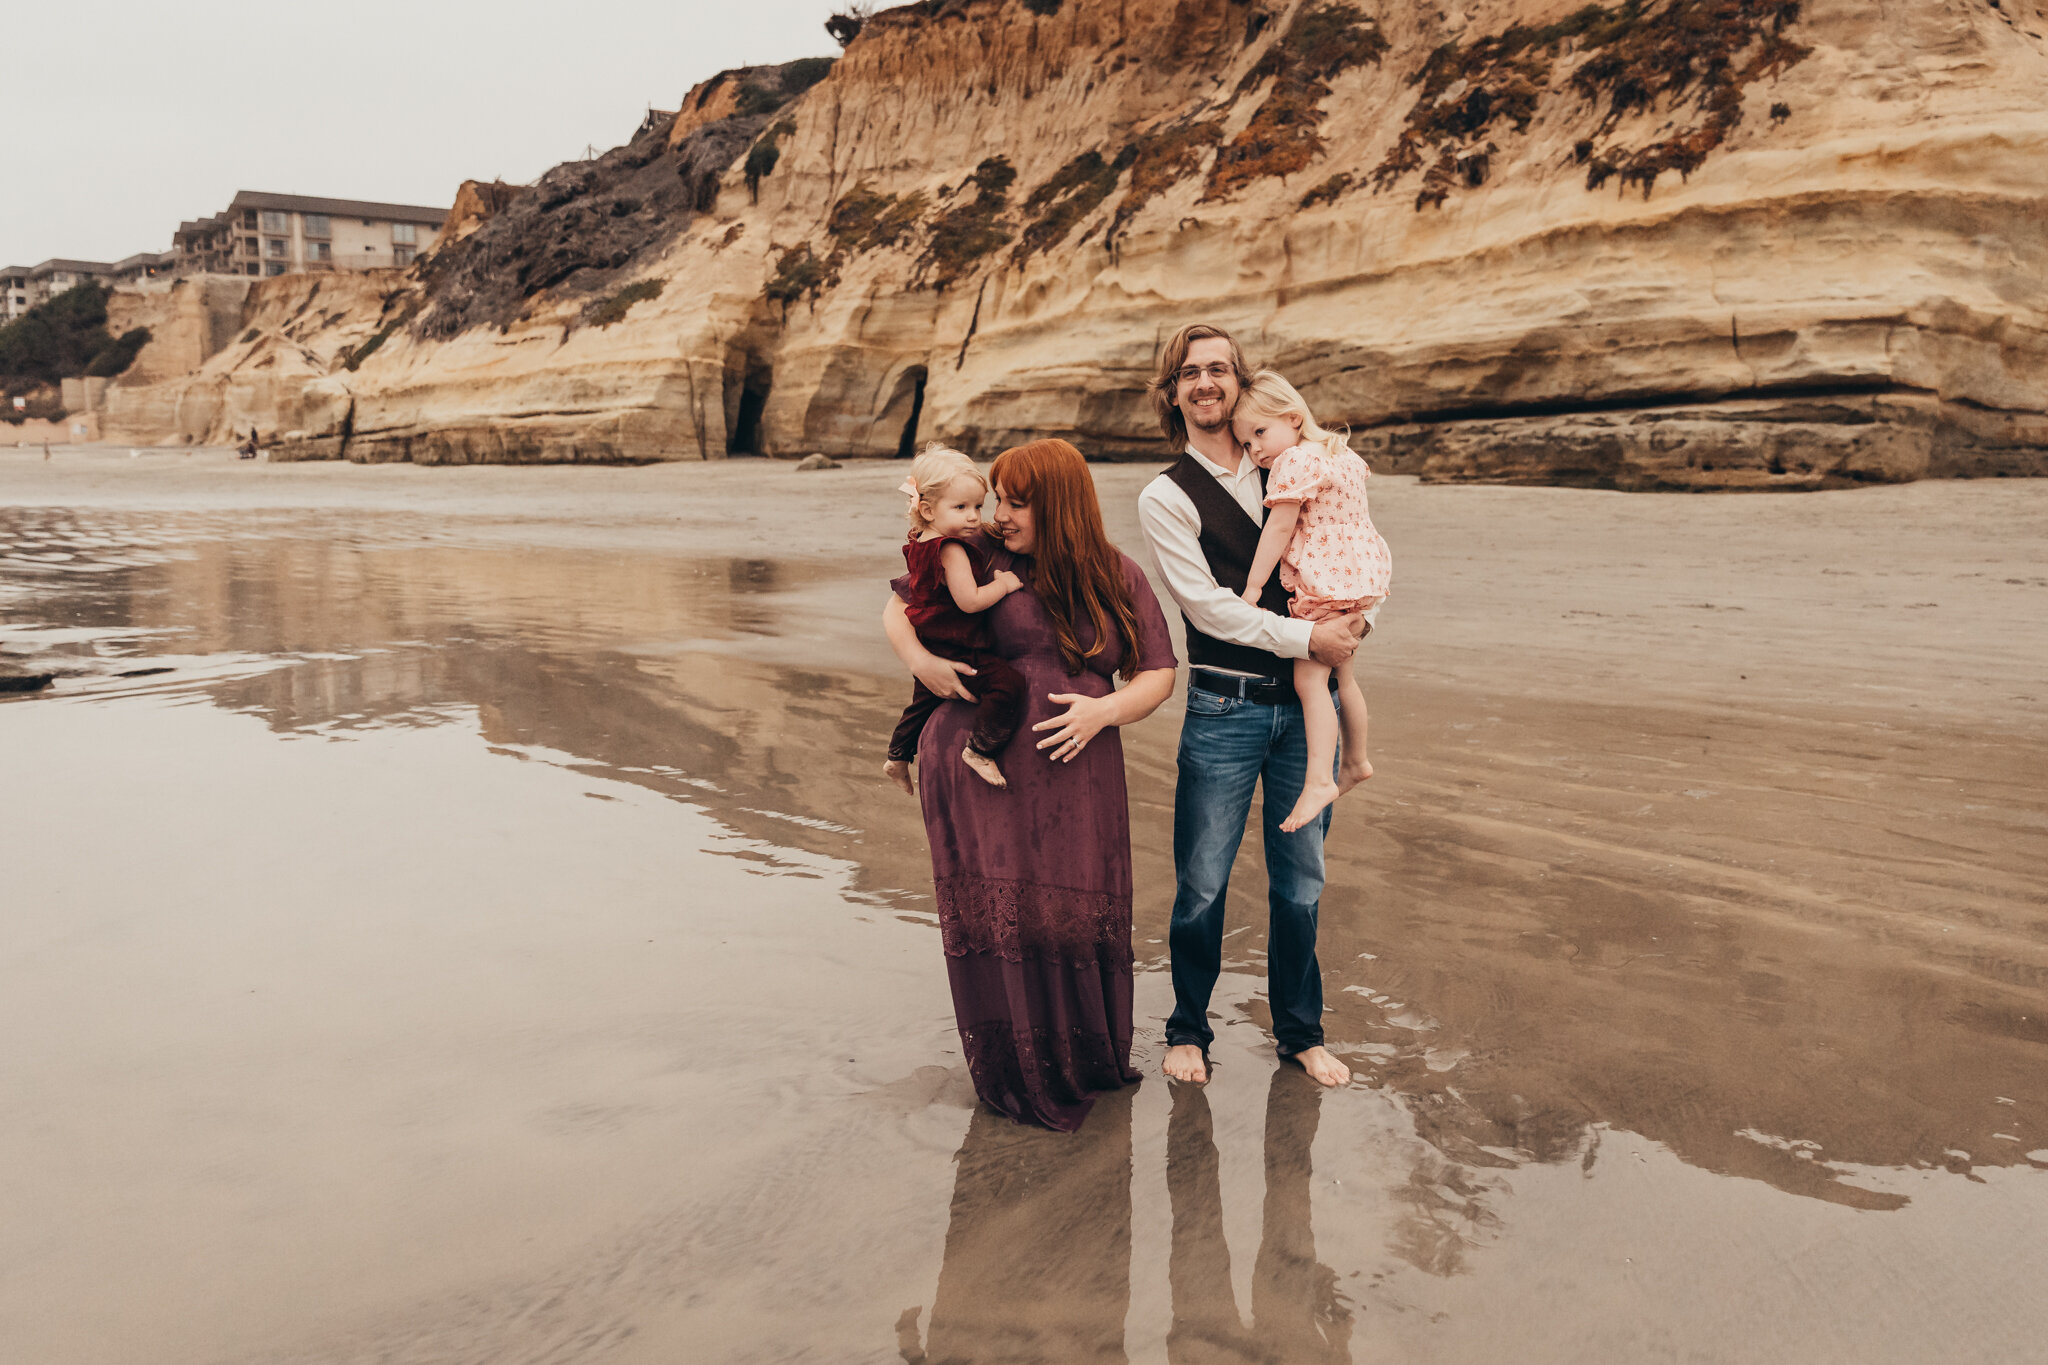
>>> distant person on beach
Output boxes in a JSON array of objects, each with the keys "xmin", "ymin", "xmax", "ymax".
[
  {"xmin": 885, "ymin": 438, "xmax": 1178, "ymax": 1131},
  {"xmin": 238, "ymin": 431, "xmax": 260, "ymax": 460},
  {"xmin": 1137, "ymin": 323, "xmax": 1367, "ymax": 1089},
  {"xmin": 1234, "ymin": 370, "xmax": 1391, "ymax": 831},
  {"xmin": 883, "ymin": 446, "xmax": 1029, "ymax": 792}
]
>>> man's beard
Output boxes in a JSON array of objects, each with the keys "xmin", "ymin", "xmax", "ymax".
[{"xmin": 1185, "ymin": 400, "xmax": 1234, "ymax": 434}]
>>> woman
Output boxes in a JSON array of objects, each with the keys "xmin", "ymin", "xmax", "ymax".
[{"xmin": 885, "ymin": 439, "xmax": 1178, "ymax": 1131}]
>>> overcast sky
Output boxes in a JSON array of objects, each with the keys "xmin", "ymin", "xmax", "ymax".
[{"xmin": 2, "ymin": 1, "xmax": 841, "ymax": 268}]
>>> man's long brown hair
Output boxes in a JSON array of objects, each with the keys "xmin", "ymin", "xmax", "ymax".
[
  {"xmin": 1148, "ymin": 322, "xmax": 1254, "ymax": 450},
  {"xmin": 989, "ymin": 439, "xmax": 1145, "ymax": 681}
]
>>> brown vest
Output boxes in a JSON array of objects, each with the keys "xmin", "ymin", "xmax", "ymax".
[{"xmin": 1163, "ymin": 454, "xmax": 1294, "ymax": 679}]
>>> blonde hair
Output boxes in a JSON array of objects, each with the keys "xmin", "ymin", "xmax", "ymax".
[
  {"xmin": 904, "ymin": 443, "xmax": 987, "ymax": 536},
  {"xmin": 1236, "ymin": 370, "xmax": 1358, "ymax": 463}
]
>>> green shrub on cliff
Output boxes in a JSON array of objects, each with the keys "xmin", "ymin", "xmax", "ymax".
[
  {"xmin": 745, "ymin": 120, "xmax": 798, "ymax": 202},
  {"xmin": 1014, "ymin": 148, "xmax": 1132, "ymax": 262},
  {"xmin": 766, "ymin": 245, "xmax": 829, "ymax": 305},
  {"xmin": 584, "ymin": 278, "xmax": 665, "ymax": 327},
  {"xmin": 733, "ymin": 59, "xmax": 837, "ymax": 119},
  {"xmin": 0, "ymin": 282, "xmax": 149, "ymax": 384},
  {"xmin": 735, "ymin": 81, "xmax": 787, "ymax": 117},
  {"xmin": 827, "ymin": 183, "xmax": 926, "ymax": 253},
  {"xmin": 780, "ymin": 57, "xmax": 836, "ymax": 95},
  {"xmin": 342, "ymin": 320, "xmax": 401, "ymax": 372},
  {"xmin": 918, "ymin": 157, "xmax": 1017, "ymax": 289},
  {"xmin": 84, "ymin": 328, "xmax": 151, "ymax": 377}
]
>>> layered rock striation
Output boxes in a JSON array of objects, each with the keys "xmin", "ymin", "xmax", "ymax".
[{"xmin": 117, "ymin": 0, "xmax": 2048, "ymax": 486}]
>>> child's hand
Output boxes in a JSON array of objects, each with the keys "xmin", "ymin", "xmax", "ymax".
[
  {"xmin": 993, "ymin": 571, "xmax": 1024, "ymax": 596},
  {"xmin": 1240, "ymin": 585, "xmax": 1261, "ymax": 605}
]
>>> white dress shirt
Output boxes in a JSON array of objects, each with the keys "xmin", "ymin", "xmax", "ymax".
[{"xmin": 1136, "ymin": 444, "xmax": 1315, "ymax": 670}]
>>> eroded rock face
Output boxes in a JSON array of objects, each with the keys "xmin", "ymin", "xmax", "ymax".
[
  {"xmin": 1362, "ymin": 395, "xmax": 2048, "ymax": 491},
  {"xmin": 100, "ymin": 271, "xmax": 392, "ymax": 448},
  {"xmin": 115, "ymin": 0, "xmax": 2048, "ymax": 485}
]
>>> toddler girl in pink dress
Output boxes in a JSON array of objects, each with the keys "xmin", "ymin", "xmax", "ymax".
[{"xmin": 1234, "ymin": 370, "xmax": 1393, "ymax": 833}]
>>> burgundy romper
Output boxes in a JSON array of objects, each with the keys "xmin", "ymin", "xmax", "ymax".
[{"xmin": 888, "ymin": 535, "xmax": 1027, "ymax": 763}]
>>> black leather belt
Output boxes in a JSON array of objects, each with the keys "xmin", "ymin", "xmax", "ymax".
[{"xmin": 1189, "ymin": 666, "xmax": 1295, "ymax": 705}]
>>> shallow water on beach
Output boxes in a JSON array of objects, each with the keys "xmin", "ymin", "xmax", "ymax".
[{"xmin": 3, "ymin": 449, "xmax": 2046, "ymax": 1364}]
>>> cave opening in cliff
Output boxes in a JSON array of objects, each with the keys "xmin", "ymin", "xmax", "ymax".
[
  {"xmin": 892, "ymin": 366, "xmax": 928, "ymax": 460},
  {"xmin": 729, "ymin": 357, "xmax": 773, "ymax": 456}
]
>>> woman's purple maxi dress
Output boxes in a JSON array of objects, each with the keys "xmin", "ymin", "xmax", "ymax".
[{"xmin": 896, "ymin": 539, "xmax": 1176, "ymax": 1132}]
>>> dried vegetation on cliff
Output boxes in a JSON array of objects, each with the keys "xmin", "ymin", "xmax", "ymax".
[
  {"xmin": 411, "ymin": 58, "xmax": 835, "ymax": 340},
  {"xmin": 1370, "ymin": 0, "xmax": 1812, "ymax": 209}
]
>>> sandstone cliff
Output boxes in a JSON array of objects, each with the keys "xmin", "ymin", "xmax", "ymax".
[
  {"xmin": 124, "ymin": 0, "xmax": 2048, "ymax": 487},
  {"xmin": 99, "ymin": 270, "xmax": 396, "ymax": 448}
]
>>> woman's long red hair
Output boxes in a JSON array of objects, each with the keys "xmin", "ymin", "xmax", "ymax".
[{"xmin": 989, "ymin": 439, "xmax": 1144, "ymax": 681}]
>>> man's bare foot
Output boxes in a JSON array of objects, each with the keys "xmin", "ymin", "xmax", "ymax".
[
  {"xmin": 1337, "ymin": 755, "xmax": 1374, "ymax": 796},
  {"xmin": 1292, "ymin": 1046, "xmax": 1352, "ymax": 1087},
  {"xmin": 960, "ymin": 746, "xmax": 1008, "ymax": 789},
  {"xmin": 1279, "ymin": 779, "xmax": 1339, "ymax": 833},
  {"xmin": 882, "ymin": 758, "xmax": 915, "ymax": 795},
  {"xmin": 1163, "ymin": 1044, "xmax": 1209, "ymax": 1083}
]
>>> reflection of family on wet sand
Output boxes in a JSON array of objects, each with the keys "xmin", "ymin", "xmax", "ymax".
[
  {"xmin": 900, "ymin": 1077, "xmax": 1349, "ymax": 1365},
  {"xmin": 883, "ymin": 321, "xmax": 1393, "ymax": 1130}
]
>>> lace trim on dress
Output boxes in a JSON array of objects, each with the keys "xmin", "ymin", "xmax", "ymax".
[
  {"xmin": 958, "ymin": 1018, "xmax": 1137, "ymax": 1126},
  {"xmin": 935, "ymin": 874, "xmax": 1134, "ymax": 970}
]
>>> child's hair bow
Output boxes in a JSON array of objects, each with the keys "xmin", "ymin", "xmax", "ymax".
[{"xmin": 899, "ymin": 476, "xmax": 921, "ymax": 514}]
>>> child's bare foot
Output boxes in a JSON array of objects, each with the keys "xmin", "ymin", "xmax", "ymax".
[
  {"xmin": 1337, "ymin": 755, "xmax": 1374, "ymax": 796},
  {"xmin": 961, "ymin": 746, "xmax": 1008, "ymax": 789},
  {"xmin": 1279, "ymin": 779, "xmax": 1339, "ymax": 833},
  {"xmin": 1292, "ymin": 1046, "xmax": 1352, "ymax": 1087},
  {"xmin": 1163, "ymin": 1044, "xmax": 1209, "ymax": 1083},
  {"xmin": 883, "ymin": 758, "xmax": 915, "ymax": 795}
]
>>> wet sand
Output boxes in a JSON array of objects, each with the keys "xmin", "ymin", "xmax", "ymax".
[{"xmin": 3, "ymin": 446, "xmax": 2045, "ymax": 1364}]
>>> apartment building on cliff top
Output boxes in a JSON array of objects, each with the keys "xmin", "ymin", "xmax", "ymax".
[
  {"xmin": 173, "ymin": 191, "xmax": 447, "ymax": 278},
  {"xmin": 4, "ymin": 192, "xmax": 447, "ymax": 319},
  {"xmin": 2, "ymin": 267, "xmax": 29, "ymax": 319},
  {"xmin": 3, "ymin": 260, "xmax": 122, "ymax": 319}
]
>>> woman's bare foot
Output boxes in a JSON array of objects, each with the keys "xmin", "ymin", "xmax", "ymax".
[
  {"xmin": 1163, "ymin": 1044, "xmax": 1209, "ymax": 1083},
  {"xmin": 1292, "ymin": 1046, "xmax": 1352, "ymax": 1087},
  {"xmin": 1279, "ymin": 779, "xmax": 1339, "ymax": 833},
  {"xmin": 960, "ymin": 746, "xmax": 1008, "ymax": 789},
  {"xmin": 1337, "ymin": 755, "xmax": 1374, "ymax": 796},
  {"xmin": 882, "ymin": 758, "xmax": 915, "ymax": 795}
]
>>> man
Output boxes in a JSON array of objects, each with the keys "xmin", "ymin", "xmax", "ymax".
[{"xmin": 1136, "ymin": 323, "xmax": 1364, "ymax": 1087}]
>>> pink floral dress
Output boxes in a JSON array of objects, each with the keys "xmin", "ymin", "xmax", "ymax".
[{"xmin": 1264, "ymin": 440, "xmax": 1393, "ymax": 621}]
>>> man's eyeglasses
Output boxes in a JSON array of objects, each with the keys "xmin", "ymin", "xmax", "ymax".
[{"xmin": 1176, "ymin": 363, "xmax": 1236, "ymax": 386}]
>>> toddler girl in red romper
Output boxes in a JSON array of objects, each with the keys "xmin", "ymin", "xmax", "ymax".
[{"xmin": 884, "ymin": 446, "xmax": 1028, "ymax": 790}]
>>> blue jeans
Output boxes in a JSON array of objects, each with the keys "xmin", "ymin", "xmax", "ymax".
[{"xmin": 1165, "ymin": 684, "xmax": 1332, "ymax": 1057}]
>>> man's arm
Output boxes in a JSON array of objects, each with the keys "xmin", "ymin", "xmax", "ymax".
[
  {"xmin": 1137, "ymin": 477, "xmax": 1315, "ymax": 660},
  {"xmin": 1240, "ymin": 501, "xmax": 1301, "ymax": 604}
]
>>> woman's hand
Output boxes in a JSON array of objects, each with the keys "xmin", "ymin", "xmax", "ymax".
[
  {"xmin": 885, "ymin": 593, "xmax": 977, "ymax": 701},
  {"xmin": 1030, "ymin": 669, "xmax": 1175, "ymax": 763},
  {"xmin": 1033, "ymin": 691, "xmax": 1119, "ymax": 763},
  {"xmin": 913, "ymin": 654, "xmax": 978, "ymax": 701}
]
